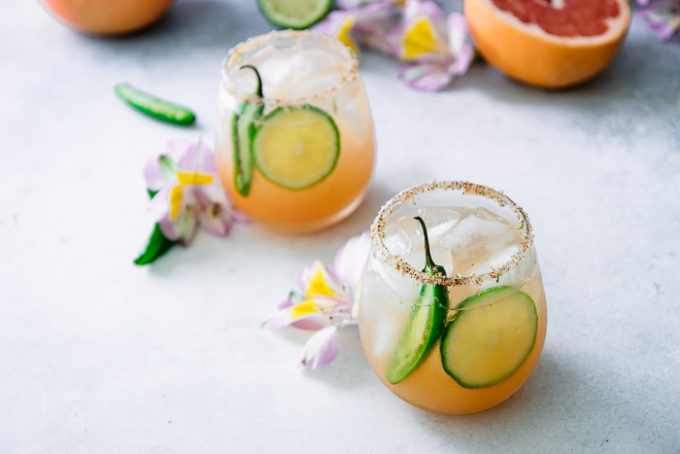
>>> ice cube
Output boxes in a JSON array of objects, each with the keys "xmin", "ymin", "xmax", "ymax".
[
  {"xmin": 236, "ymin": 45, "xmax": 291, "ymax": 90},
  {"xmin": 418, "ymin": 207, "xmax": 463, "ymax": 242},
  {"xmin": 439, "ymin": 207, "xmax": 519, "ymax": 261},
  {"xmin": 372, "ymin": 315, "xmax": 399, "ymax": 358},
  {"xmin": 296, "ymin": 71, "xmax": 344, "ymax": 98},
  {"xmin": 366, "ymin": 253, "xmax": 420, "ymax": 303},
  {"xmin": 402, "ymin": 244, "xmax": 454, "ymax": 276},
  {"xmin": 383, "ymin": 222, "xmax": 412, "ymax": 256},
  {"xmin": 469, "ymin": 243, "xmax": 523, "ymax": 276},
  {"xmin": 294, "ymin": 47, "xmax": 342, "ymax": 76}
]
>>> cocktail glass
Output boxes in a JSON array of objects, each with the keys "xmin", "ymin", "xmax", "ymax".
[
  {"xmin": 358, "ymin": 181, "xmax": 547, "ymax": 414},
  {"xmin": 216, "ymin": 30, "xmax": 375, "ymax": 233}
]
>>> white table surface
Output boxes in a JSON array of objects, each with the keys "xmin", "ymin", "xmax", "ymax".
[{"xmin": 3, "ymin": 1, "xmax": 680, "ymax": 453}]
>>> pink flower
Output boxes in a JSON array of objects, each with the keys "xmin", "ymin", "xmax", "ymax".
[
  {"xmin": 264, "ymin": 232, "xmax": 371, "ymax": 369},
  {"xmin": 637, "ymin": 0, "xmax": 680, "ymax": 41},
  {"xmin": 144, "ymin": 138, "xmax": 247, "ymax": 244},
  {"xmin": 313, "ymin": 0, "xmax": 474, "ymax": 91}
]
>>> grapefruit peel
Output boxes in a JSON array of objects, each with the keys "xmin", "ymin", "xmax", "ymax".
[{"xmin": 464, "ymin": 0, "xmax": 632, "ymax": 88}]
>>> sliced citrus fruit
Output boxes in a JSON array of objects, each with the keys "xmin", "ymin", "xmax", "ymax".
[
  {"xmin": 441, "ymin": 286, "xmax": 538, "ymax": 388},
  {"xmin": 257, "ymin": 0, "xmax": 333, "ymax": 30},
  {"xmin": 465, "ymin": 0, "xmax": 631, "ymax": 88},
  {"xmin": 252, "ymin": 105, "xmax": 340, "ymax": 191}
]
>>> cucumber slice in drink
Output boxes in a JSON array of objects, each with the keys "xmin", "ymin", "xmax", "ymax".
[
  {"xmin": 257, "ymin": 0, "xmax": 333, "ymax": 29},
  {"xmin": 252, "ymin": 104, "xmax": 340, "ymax": 191},
  {"xmin": 386, "ymin": 217, "xmax": 449, "ymax": 385},
  {"xmin": 441, "ymin": 286, "xmax": 538, "ymax": 389}
]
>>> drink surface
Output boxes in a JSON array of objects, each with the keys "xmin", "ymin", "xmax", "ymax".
[
  {"xmin": 216, "ymin": 32, "xmax": 375, "ymax": 233},
  {"xmin": 225, "ymin": 43, "xmax": 349, "ymax": 99},
  {"xmin": 359, "ymin": 204, "xmax": 547, "ymax": 414}
]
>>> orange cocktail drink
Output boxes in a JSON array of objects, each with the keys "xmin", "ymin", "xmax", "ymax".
[
  {"xmin": 216, "ymin": 30, "xmax": 375, "ymax": 233},
  {"xmin": 358, "ymin": 181, "xmax": 547, "ymax": 414}
]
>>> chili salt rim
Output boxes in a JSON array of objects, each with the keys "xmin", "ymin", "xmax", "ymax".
[
  {"xmin": 220, "ymin": 30, "xmax": 359, "ymax": 108},
  {"xmin": 370, "ymin": 181, "xmax": 534, "ymax": 287}
]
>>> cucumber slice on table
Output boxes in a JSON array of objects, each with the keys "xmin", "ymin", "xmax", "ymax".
[
  {"xmin": 252, "ymin": 104, "xmax": 340, "ymax": 191},
  {"xmin": 386, "ymin": 217, "xmax": 449, "ymax": 385},
  {"xmin": 441, "ymin": 286, "xmax": 538, "ymax": 389},
  {"xmin": 257, "ymin": 0, "xmax": 333, "ymax": 29},
  {"xmin": 232, "ymin": 65, "xmax": 264, "ymax": 196}
]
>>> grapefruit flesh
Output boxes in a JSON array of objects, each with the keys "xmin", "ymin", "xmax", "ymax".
[{"xmin": 465, "ymin": 0, "xmax": 631, "ymax": 88}]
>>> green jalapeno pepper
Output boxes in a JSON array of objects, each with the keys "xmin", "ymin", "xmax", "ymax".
[
  {"xmin": 386, "ymin": 216, "xmax": 450, "ymax": 385},
  {"xmin": 115, "ymin": 83, "xmax": 196, "ymax": 126},
  {"xmin": 231, "ymin": 65, "xmax": 265, "ymax": 196}
]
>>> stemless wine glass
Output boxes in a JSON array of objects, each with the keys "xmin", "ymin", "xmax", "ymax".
[
  {"xmin": 358, "ymin": 181, "xmax": 547, "ymax": 414},
  {"xmin": 216, "ymin": 30, "xmax": 375, "ymax": 233}
]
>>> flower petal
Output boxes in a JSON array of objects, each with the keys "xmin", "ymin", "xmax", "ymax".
[
  {"xmin": 279, "ymin": 291, "xmax": 304, "ymax": 309},
  {"xmin": 143, "ymin": 156, "xmax": 171, "ymax": 192},
  {"xmin": 300, "ymin": 261, "xmax": 344, "ymax": 300},
  {"xmin": 301, "ymin": 326, "xmax": 339, "ymax": 369},
  {"xmin": 263, "ymin": 300, "xmax": 324, "ymax": 329},
  {"xmin": 314, "ymin": 11, "xmax": 359, "ymax": 54},
  {"xmin": 401, "ymin": 16, "xmax": 445, "ymax": 59},
  {"xmin": 398, "ymin": 59, "xmax": 457, "ymax": 91},
  {"xmin": 177, "ymin": 139, "xmax": 217, "ymax": 176},
  {"xmin": 172, "ymin": 210, "xmax": 197, "ymax": 244},
  {"xmin": 176, "ymin": 172, "xmax": 215, "ymax": 185},
  {"xmin": 169, "ymin": 185, "xmax": 183, "ymax": 220},
  {"xmin": 400, "ymin": 0, "xmax": 449, "ymax": 60},
  {"xmin": 333, "ymin": 231, "xmax": 371, "ymax": 293},
  {"xmin": 164, "ymin": 138, "xmax": 194, "ymax": 161},
  {"xmin": 336, "ymin": 15, "xmax": 359, "ymax": 54},
  {"xmin": 447, "ymin": 13, "xmax": 475, "ymax": 75},
  {"xmin": 192, "ymin": 187, "xmax": 235, "ymax": 237},
  {"xmin": 317, "ymin": 2, "xmax": 403, "ymax": 57},
  {"xmin": 158, "ymin": 211, "xmax": 180, "ymax": 241},
  {"xmin": 639, "ymin": 6, "xmax": 680, "ymax": 40}
]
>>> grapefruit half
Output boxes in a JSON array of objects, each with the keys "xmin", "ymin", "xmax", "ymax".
[
  {"xmin": 465, "ymin": 0, "xmax": 631, "ymax": 88},
  {"xmin": 42, "ymin": 0, "xmax": 173, "ymax": 35}
]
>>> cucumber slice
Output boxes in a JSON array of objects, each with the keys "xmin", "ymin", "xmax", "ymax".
[
  {"xmin": 252, "ymin": 104, "xmax": 340, "ymax": 191},
  {"xmin": 257, "ymin": 0, "xmax": 333, "ymax": 29},
  {"xmin": 386, "ymin": 282, "xmax": 449, "ymax": 384},
  {"xmin": 441, "ymin": 286, "xmax": 538, "ymax": 389}
]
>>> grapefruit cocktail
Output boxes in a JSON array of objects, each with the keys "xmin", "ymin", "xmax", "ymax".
[
  {"xmin": 358, "ymin": 181, "xmax": 547, "ymax": 414},
  {"xmin": 216, "ymin": 31, "xmax": 375, "ymax": 233}
]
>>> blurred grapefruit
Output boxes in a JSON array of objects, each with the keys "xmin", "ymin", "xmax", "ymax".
[
  {"xmin": 42, "ymin": 0, "xmax": 173, "ymax": 35},
  {"xmin": 465, "ymin": 0, "xmax": 631, "ymax": 88}
]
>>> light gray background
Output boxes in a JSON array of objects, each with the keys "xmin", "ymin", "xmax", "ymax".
[{"xmin": 2, "ymin": 1, "xmax": 679, "ymax": 453}]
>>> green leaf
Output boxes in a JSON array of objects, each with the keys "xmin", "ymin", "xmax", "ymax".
[
  {"xmin": 147, "ymin": 189, "xmax": 159, "ymax": 199},
  {"xmin": 134, "ymin": 223, "xmax": 177, "ymax": 266}
]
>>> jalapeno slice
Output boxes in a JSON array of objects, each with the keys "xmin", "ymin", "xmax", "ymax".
[
  {"xmin": 115, "ymin": 83, "xmax": 196, "ymax": 126},
  {"xmin": 386, "ymin": 216, "xmax": 450, "ymax": 385},
  {"xmin": 231, "ymin": 65, "xmax": 264, "ymax": 196}
]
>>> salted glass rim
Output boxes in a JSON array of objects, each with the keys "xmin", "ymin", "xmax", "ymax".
[
  {"xmin": 220, "ymin": 30, "xmax": 359, "ymax": 108},
  {"xmin": 370, "ymin": 181, "xmax": 534, "ymax": 287}
]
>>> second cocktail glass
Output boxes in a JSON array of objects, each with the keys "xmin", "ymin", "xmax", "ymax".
[
  {"xmin": 216, "ymin": 30, "xmax": 375, "ymax": 233},
  {"xmin": 358, "ymin": 181, "xmax": 548, "ymax": 414}
]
